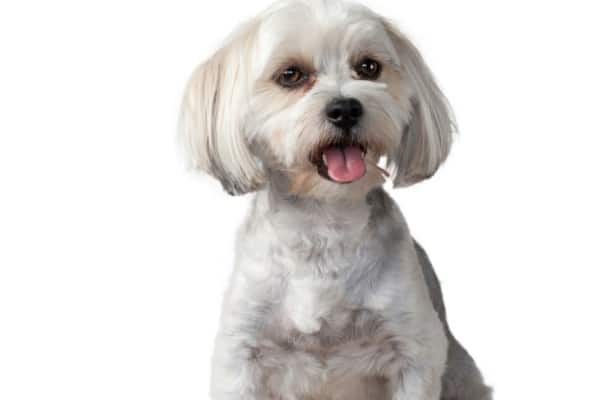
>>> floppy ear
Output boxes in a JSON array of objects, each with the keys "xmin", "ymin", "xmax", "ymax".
[
  {"xmin": 179, "ymin": 21, "xmax": 265, "ymax": 195},
  {"xmin": 384, "ymin": 22, "xmax": 456, "ymax": 187}
]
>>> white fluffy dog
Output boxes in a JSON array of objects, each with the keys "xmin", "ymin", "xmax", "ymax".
[{"xmin": 180, "ymin": 1, "xmax": 491, "ymax": 399}]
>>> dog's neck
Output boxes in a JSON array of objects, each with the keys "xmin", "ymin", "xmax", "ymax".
[{"xmin": 252, "ymin": 184, "xmax": 389, "ymax": 236}]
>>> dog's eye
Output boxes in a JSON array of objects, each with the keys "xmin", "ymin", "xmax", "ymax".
[
  {"xmin": 276, "ymin": 66, "xmax": 308, "ymax": 88},
  {"xmin": 355, "ymin": 58, "xmax": 381, "ymax": 80}
]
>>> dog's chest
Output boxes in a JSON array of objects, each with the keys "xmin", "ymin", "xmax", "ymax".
[
  {"xmin": 261, "ymin": 267, "xmax": 399, "ymax": 393},
  {"xmin": 258, "ymin": 295, "xmax": 400, "ymax": 400},
  {"xmin": 255, "ymin": 219, "xmax": 394, "ymax": 342},
  {"xmin": 240, "ymin": 211, "xmax": 405, "ymax": 397},
  {"xmin": 269, "ymin": 231, "xmax": 384, "ymax": 333}
]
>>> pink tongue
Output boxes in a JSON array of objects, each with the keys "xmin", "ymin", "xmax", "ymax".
[{"xmin": 322, "ymin": 145, "xmax": 366, "ymax": 183}]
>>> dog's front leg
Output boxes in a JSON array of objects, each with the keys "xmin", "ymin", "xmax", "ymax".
[
  {"xmin": 390, "ymin": 322, "xmax": 447, "ymax": 400},
  {"xmin": 326, "ymin": 318, "xmax": 446, "ymax": 400},
  {"xmin": 210, "ymin": 333, "xmax": 268, "ymax": 400},
  {"xmin": 209, "ymin": 284, "xmax": 325, "ymax": 400},
  {"xmin": 208, "ymin": 289, "xmax": 275, "ymax": 400},
  {"xmin": 390, "ymin": 364, "xmax": 444, "ymax": 400},
  {"xmin": 211, "ymin": 330, "xmax": 325, "ymax": 400}
]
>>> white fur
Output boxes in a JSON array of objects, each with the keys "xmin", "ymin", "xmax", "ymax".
[{"xmin": 180, "ymin": 1, "xmax": 458, "ymax": 399}]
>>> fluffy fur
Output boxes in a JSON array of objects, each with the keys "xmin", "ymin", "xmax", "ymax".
[{"xmin": 180, "ymin": 1, "xmax": 491, "ymax": 399}]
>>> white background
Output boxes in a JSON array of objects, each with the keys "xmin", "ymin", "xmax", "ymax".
[{"xmin": 1, "ymin": 0, "xmax": 599, "ymax": 399}]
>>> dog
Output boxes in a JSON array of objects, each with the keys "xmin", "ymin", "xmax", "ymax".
[{"xmin": 180, "ymin": 1, "xmax": 491, "ymax": 399}]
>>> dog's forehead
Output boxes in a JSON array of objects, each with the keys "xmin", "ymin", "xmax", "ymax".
[{"xmin": 255, "ymin": 0, "xmax": 392, "ymax": 70}]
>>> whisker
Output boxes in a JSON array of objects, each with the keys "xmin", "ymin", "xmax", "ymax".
[{"xmin": 366, "ymin": 158, "xmax": 390, "ymax": 178}]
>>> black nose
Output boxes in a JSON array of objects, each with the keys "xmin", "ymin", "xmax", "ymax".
[{"xmin": 325, "ymin": 98, "xmax": 363, "ymax": 130}]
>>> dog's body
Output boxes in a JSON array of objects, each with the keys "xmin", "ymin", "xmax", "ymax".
[
  {"xmin": 181, "ymin": 0, "xmax": 491, "ymax": 398},
  {"xmin": 211, "ymin": 187, "xmax": 490, "ymax": 400}
]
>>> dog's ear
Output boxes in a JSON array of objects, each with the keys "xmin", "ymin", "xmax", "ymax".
[
  {"xmin": 179, "ymin": 21, "xmax": 265, "ymax": 195},
  {"xmin": 383, "ymin": 22, "xmax": 456, "ymax": 187}
]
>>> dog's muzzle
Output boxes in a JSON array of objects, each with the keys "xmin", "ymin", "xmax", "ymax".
[{"xmin": 308, "ymin": 97, "xmax": 368, "ymax": 184}]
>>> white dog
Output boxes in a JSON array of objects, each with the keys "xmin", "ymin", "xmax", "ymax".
[{"xmin": 180, "ymin": 1, "xmax": 491, "ymax": 399}]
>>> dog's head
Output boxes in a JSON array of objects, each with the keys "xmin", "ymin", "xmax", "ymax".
[{"xmin": 180, "ymin": 0, "xmax": 454, "ymax": 199}]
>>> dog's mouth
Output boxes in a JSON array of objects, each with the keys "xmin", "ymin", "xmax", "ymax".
[{"xmin": 310, "ymin": 139, "xmax": 367, "ymax": 184}]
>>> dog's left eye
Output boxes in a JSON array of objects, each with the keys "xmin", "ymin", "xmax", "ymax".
[
  {"xmin": 355, "ymin": 58, "xmax": 381, "ymax": 80},
  {"xmin": 276, "ymin": 66, "xmax": 308, "ymax": 88}
]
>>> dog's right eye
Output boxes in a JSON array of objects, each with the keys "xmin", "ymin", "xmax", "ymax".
[{"xmin": 276, "ymin": 66, "xmax": 308, "ymax": 88}]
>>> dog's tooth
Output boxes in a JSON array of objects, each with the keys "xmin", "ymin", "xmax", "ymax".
[{"xmin": 322, "ymin": 154, "xmax": 328, "ymax": 166}]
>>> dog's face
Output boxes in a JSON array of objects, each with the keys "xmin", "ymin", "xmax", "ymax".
[{"xmin": 180, "ymin": 0, "xmax": 454, "ymax": 199}]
